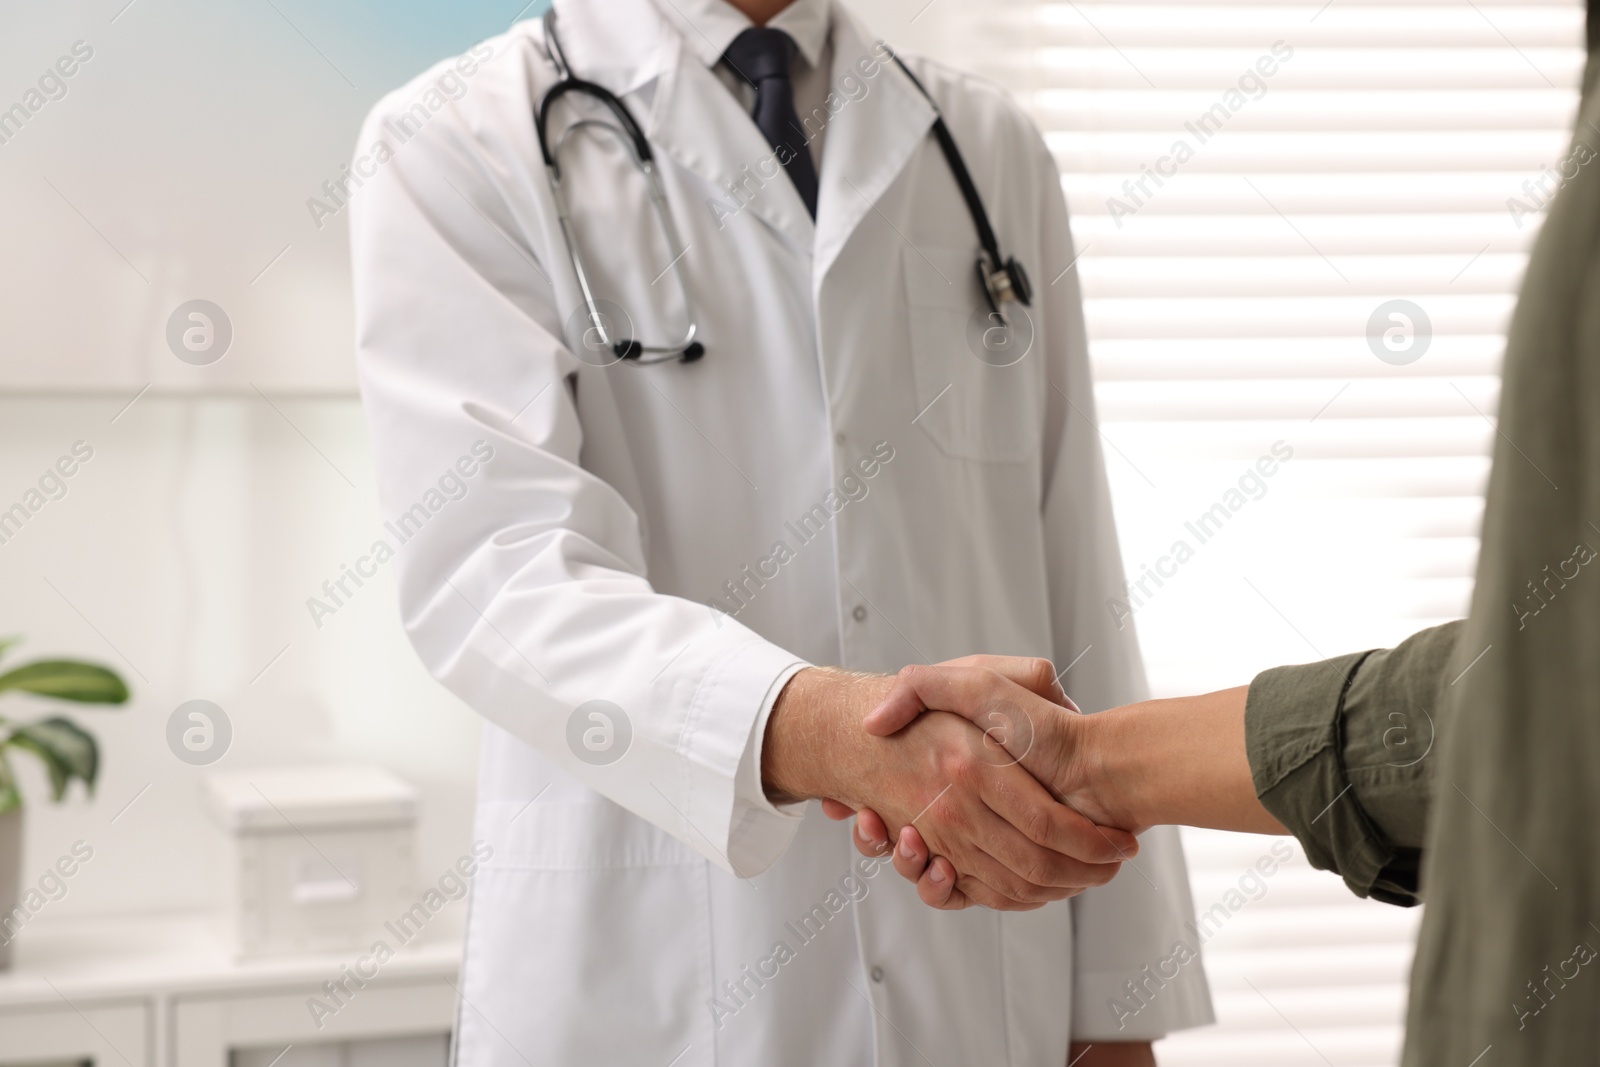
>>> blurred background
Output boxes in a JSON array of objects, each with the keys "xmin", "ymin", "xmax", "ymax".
[{"xmin": 0, "ymin": 0, "xmax": 1583, "ymax": 1064}]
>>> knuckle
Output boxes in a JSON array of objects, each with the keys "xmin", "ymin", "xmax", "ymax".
[
  {"xmin": 1028, "ymin": 658, "xmax": 1057, "ymax": 692},
  {"xmin": 1019, "ymin": 804, "xmax": 1054, "ymax": 847},
  {"xmin": 928, "ymin": 793, "xmax": 969, "ymax": 837},
  {"xmin": 1017, "ymin": 865, "xmax": 1050, "ymax": 895},
  {"xmin": 998, "ymin": 869, "xmax": 1045, "ymax": 903},
  {"xmin": 976, "ymin": 864, "xmax": 1019, "ymax": 900},
  {"xmin": 940, "ymin": 749, "xmax": 981, "ymax": 788},
  {"xmin": 1019, "ymin": 852, "xmax": 1058, "ymax": 891},
  {"xmin": 952, "ymin": 876, "xmax": 988, "ymax": 906},
  {"xmin": 962, "ymin": 879, "xmax": 1010, "ymax": 911},
  {"xmin": 1024, "ymin": 851, "xmax": 1062, "ymax": 895},
  {"xmin": 1017, "ymin": 881, "xmax": 1056, "ymax": 904}
]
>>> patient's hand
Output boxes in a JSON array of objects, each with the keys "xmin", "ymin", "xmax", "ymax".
[
  {"xmin": 768, "ymin": 663, "xmax": 1136, "ymax": 910},
  {"xmin": 820, "ymin": 654, "xmax": 1138, "ymax": 910},
  {"xmin": 831, "ymin": 661, "xmax": 1284, "ymax": 909}
]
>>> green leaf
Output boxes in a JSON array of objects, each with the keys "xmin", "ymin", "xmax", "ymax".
[
  {"xmin": 0, "ymin": 636, "xmax": 20, "ymax": 665},
  {"xmin": 6, "ymin": 718, "xmax": 99, "ymax": 802},
  {"xmin": 0, "ymin": 749, "xmax": 19, "ymax": 813},
  {"xmin": 0, "ymin": 660, "xmax": 129, "ymax": 704}
]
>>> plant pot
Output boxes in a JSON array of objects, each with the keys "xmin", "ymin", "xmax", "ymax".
[{"xmin": 0, "ymin": 809, "xmax": 20, "ymax": 971}]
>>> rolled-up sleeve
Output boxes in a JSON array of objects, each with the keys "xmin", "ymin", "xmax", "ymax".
[{"xmin": 1245, "ymin": 621, "xmax": 1463, "ymax": 906}]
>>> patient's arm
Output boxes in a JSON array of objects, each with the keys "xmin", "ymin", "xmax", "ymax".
[{"xmin": 844, "ymin": 622, "xmax": 1463, "ymax": 910}]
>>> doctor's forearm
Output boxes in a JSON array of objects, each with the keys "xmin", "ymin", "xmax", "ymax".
[{"xmin": 762, "ymin": 666, "xmax": 896, "ymax": 804}]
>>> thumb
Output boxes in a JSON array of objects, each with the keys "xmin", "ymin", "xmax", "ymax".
[
  {"xmin": 863, "ymin": 657, "xmax": 1081, "ymax": 737},
  {"xmin": 860, "ymin": 671, "xmax": 928, "ymax": 736}
]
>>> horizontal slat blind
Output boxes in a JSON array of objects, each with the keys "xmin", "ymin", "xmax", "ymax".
[
  {"xmin": 957, "ymin": 0, "xmax": 1586, "ymax": 707},
  {"xmin": 1161, "ymin": 827, "xmax": 1423, "ymax": 1065},
  {"xmin": 947, "ymin": 2, "xmax": 1584, "ymax": 1063}
]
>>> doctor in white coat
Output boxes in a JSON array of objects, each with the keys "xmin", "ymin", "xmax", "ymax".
[{"xmin": 350, "ymin": 0, "xmax": 1213, "ymax": 1063}]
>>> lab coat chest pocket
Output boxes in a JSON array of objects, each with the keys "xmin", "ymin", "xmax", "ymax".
[{"xmin": 901, "ymin": 245, "xmax": 1042, "ymax": 464}]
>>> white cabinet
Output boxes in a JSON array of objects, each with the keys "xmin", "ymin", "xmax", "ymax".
[
  {"xmin": 171, "ymin": 981, "xmax": 454, "ymax": 1067},
  {"xmin": 233, "ymin": 1035, "xmax": 449, "ymax": 1067},
  {"xmin": 0, "ymin": 913, "xmax": 457, "ymax": 1067},
  {"xmin": 0, "ymin": 999, "xmax": 148, "ymax": 1067}
]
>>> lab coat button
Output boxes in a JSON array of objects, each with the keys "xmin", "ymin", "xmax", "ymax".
[
  {"xmin": 834, "ymin": 431, "xmax": 847, "ymax": 446},
  {"xmin": 852, "ymin": 604, "xmax": 868, "ymax": 622},
  {"xmin": 870, "ymin": 966, "xmax": 884, "ymax": 983}
]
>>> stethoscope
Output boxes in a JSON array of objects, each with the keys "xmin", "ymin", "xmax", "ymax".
[{"xmin": 535, "ymin": 9, "xmax": 1032, "ymax": 366}]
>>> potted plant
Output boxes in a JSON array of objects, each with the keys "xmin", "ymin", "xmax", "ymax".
[{"xmin": 0, "ymin": 638, "xmax": 128, "ymax": 970}]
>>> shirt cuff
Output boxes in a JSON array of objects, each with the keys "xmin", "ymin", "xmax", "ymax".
[
  {"xmin": 726, "ymin": 659, "xmax": 811, "ymax": 877},
  {"xmin": 1072, "ymin": 966, "xmax": 1215, "ymax": 1041},
  {"xmin": 1246, "ymin": 653, "xmax": 1420, "ymax": 906}
]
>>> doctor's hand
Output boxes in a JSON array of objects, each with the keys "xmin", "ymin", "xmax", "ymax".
[
  {"xmin": 840, "ymin": 659, "xmax": 1287, "ymax": 909},
  {"xmin": 763, "ymin": 665, "xmax": 1137, "ymax": 911},
  {"xmin": 819, "ymin": 655, "xmax": 1135, "ymax": 910}
]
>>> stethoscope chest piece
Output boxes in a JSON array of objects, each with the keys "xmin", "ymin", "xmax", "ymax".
[
  {"xmin": 978, "ymin": 254, "xmax": 1032, "ymax": 320},
  {"xmin": 614, "ymin": 337, "xmax": 705, "ymax": 363}
]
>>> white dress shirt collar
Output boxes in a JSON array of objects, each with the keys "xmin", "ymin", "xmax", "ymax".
[{"xmin": 650, "ymin": 0, "xmax": 831, "ymax": 72}]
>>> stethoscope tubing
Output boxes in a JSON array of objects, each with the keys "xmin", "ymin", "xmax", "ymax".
[
  {"xmin": 538, "ymin": 12, "xmax": 702, "ymax": 364},
  {"xmin": 545, "ymin": 117, "xmax": 700, "ymax": 363},
  {"xmin": 534, "ymin": 10, "xmax": 1030, "ymax": 366}
]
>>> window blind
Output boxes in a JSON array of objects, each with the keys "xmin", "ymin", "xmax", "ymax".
[{"xmin": 937, "ymin": 1, "xmax": 1585, "ymax": 1063}]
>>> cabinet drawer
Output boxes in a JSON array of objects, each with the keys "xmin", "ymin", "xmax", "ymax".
[
  {"xmin": 0, "ymin": 999, "xmax": 149, "ymax": 1067},
  {"xmin": 173, "ymin": 979, "xmax": 455, "ymax": 1067},
  {"xmin": 231, "ymin": 1034, "xmax": 447, "ymax": 1067}
]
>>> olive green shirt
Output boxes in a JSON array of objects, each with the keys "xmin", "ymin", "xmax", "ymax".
[
  {"xmin": 1241, "ymin": 54, "xmax": 1600, "ymax": 1067},
  {"xmin": 1247, "ymin": 620, "xmax": 1460, "ymax": 907}
]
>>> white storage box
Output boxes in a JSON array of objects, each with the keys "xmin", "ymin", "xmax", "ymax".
[{"xmin": 203, "ymin": 765, "xmax": 418, "ymax": 958}]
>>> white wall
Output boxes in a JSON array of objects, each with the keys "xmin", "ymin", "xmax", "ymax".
[
  {"xmin": 0, "ymin": 0, "xmax": 986, "ymax": 935},
  {"xmin": 0, "ymin": 395, "xmax": 480, "ymax": 923}
]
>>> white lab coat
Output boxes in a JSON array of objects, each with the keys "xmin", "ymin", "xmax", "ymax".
[{"xmin": 350, "ymin": 1, "xmax": 1213, "ymax": 1064}]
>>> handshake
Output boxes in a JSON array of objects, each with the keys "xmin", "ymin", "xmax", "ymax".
[{"xmin": 763, "ymin": 656, "xmax": 1274, "ymax": 911}]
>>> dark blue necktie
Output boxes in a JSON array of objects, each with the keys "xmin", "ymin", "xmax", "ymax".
[{"xmin": 723, "ymin": 27, "xmax": 819, "ymax": 218}]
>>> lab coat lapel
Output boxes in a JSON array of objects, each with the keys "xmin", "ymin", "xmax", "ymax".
[
  {"xmin": 812, "ymin": 4, "xmax": 938, "ymax": 283},
  {"xmin": 549, "ymin": 0, "xmax": 668, "ymax": 96},
  {"xmin": 645, "ymin": 34, "xmax": 816, "ymax": 252},
  {"xmin": 550, "ymin": 0, "xmax": 813, "ymax": 251}
]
